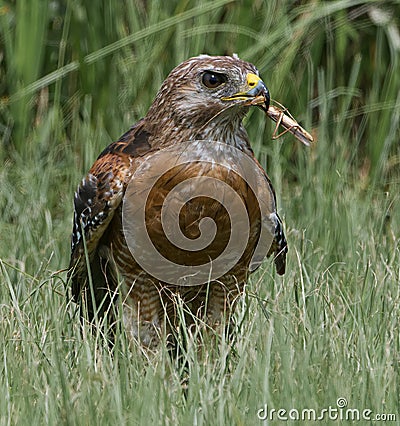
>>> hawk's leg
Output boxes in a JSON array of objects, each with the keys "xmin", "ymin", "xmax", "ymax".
[
  {"xmin": 205, "ymin": 281, "xmax": 242, "ymax": 331},
  {"xmin": 121, "ymin": 281, "xmax": 163, "ymax": 348}
]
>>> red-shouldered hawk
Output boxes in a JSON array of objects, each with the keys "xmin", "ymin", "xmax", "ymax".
[{"xmin": 68, "ymin": 55, "xmax": 287, "ymax": 347}]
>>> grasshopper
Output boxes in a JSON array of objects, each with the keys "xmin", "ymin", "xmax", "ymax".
[
  {"xmin": 248, "ymin": 96, "xmax": 314, "ymax": 146},
  {"xmin": 266, "ymin": 101, "xmax": 314, "ymax": 146}
]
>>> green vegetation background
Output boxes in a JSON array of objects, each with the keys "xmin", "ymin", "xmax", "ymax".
[{"xmin": 0, "ymin": 0, "xmax": 399, "ymax": 424}]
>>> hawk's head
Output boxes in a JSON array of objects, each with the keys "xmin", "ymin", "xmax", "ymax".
[{"xmin": 146, "ymin": 55, "xmax": 269, "ymax": 146}]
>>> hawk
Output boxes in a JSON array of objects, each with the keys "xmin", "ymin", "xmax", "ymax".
[{"xmin": 68, "ymin": 55, "xmax": 287, "ymax": 347}]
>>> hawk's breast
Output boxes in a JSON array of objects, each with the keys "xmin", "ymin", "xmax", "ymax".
[{"xmin": 119, "ymin": 140, "xmax": 276, "ymax": 286}]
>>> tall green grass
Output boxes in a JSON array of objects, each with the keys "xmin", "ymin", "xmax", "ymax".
[{"xmin": 1, "ymin": 0, "xmax": 399, "ymax": 424}]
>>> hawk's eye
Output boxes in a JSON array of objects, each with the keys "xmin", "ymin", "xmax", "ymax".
[{"xmin": 202, "ymin": 71, "xmax": 227, "ymax": 89}]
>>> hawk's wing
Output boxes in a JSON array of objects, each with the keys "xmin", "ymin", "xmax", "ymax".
[
  {"xmin": 254, "ymin": 156, "xmax": 288, "ymax": 275},
  {"xmin": 267, "ymin": 211, "xmax": 287, "ymax": 275},
  {"xmin": 67, "ymin": 120, "xmax": 152, "ymax": 319}
]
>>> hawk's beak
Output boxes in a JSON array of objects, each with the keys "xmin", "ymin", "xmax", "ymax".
[{"xmin": 222, "ymin": 73, "xmax": 270, "ymax": 109}]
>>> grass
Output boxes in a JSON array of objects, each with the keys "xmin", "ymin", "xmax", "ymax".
[{"xmin": 1, "ymin": 0, "xmax": 400, "ymax": 424}]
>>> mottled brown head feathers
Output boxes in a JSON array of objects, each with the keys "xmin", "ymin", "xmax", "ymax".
[{"xmin": 145, "ymin": 55, "xmax": 261, "ymax": 147}]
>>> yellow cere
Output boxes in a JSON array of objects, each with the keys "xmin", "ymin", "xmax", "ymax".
[{"xmin": 246, "ymin": 73, "xmax": 261, "ymax": 88}]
